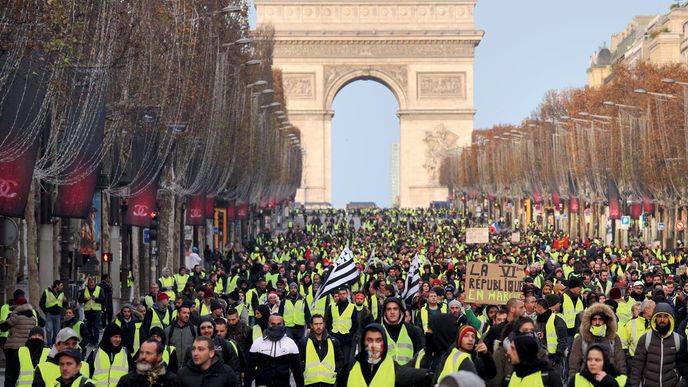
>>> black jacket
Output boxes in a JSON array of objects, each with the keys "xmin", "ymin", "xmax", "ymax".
[
  {"xmin": 176, "ymin": 356, "xmax": 240, "ymax": 387},
  {"xmin": 298, "ymin": 332, "xmax": 344, "ymax": 373},
  {"xmin": 115, "ymin": 313, "xmax": 142, "ymax": 355},
  {"xmin": 115, "ymin": 366, "xmax": 180, "ymax": 387}
]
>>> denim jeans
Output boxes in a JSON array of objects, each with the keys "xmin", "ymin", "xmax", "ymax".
[{"xmin": 46, "ymin": 313, "xmax": 61, "ymax": 346}]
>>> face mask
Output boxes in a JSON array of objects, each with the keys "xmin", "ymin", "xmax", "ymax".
[
  {"xmin": 266, "ymin": 325, "xmax": 286, "ymax": 341},
  {"xmin": 366, "ymin": 342, "xmax": 384, "ymax": 364},
  {"xmin": 590, "ymin": 324, "xmax": 607, "ymax": 337}
]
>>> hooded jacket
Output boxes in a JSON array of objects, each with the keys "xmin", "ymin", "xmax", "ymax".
[
  {"xmin": 115, "ymin": 308, "xmax": 142, "ymax": 355},
  {"xmin": 381, "ymin": 298, "xmax": 424, "ymax": 360},
  {"xmin": 568, "ymin": 303, "xmax": 625, "ymax": 382},
  {"xmin": 0, "ymin": 303, "xmax": 37, "ymax": 349},
  {"xmin": 338, "ymin": 323, "xmax": 429, "ymax": 387},
  {"xmin": 87, "ymin": 324, "xmax": 134, "ymax": 377},
  {"xmin": 247, "ymin": 323, "xmax": 304, "ymax": 387},
  {"xmin": 629, "ymin": 302, "xmax": 688, "ymax": 387},
  {"xmin": 176, "ymin": 355, "xmax": 239, "ymax": 387},
  {"xmin": 416, "ymin": 313, "xmax": 458, "ymax": 376}
]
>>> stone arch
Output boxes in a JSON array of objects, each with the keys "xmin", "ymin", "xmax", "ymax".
[{"xmin": 324, "ymin": 67, "xmax": 407, "ymax": 112}]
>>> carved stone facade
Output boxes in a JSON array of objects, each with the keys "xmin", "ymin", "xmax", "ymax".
[{"xmin": 256, "ymin": 0, "xmax": 482, "ymax": 208}]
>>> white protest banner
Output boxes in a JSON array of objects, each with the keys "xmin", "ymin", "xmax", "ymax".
[{"xmin": 465, "ymin": 227, "xmax": 489, "ymax": 244}]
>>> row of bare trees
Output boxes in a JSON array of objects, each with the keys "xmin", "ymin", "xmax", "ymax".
[
  {"xmin": 1, "ymin": 1, "xmax": 302, "ymax": 302},
  {"xmin": 441, "ymin": 63, "xmax": 688, "ymax": 232}
]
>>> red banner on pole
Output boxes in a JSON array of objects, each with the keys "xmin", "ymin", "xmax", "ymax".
[
  {"xmin": 124, "ymin": 182, "xmax": 158, "ymax": 227},
  {"xmin": 205, "ymin": 196, "xmax": 215, "ymax": 219},
  {"xmin": 227, "ymin": 201, "xmax": 236, "ymax": 221},
  {"xmin": 237, "ymin": 202, "xmax": 249, "ymax": 220},
  {"xmin": 186, "ymin": 194, "xmax": 206, "ymax": 226}
]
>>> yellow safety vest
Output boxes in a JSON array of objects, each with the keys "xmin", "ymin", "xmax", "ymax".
[
  {"xmin": 92, "ymin": 348, "xmax": 129, "ymax": 387},
  {"xmin": 150, "ymin": 308, "xmax": 171, "ymax": 329},
  {"xmin": 623, "ymin": 317, "xmax": 648, "ymax": 356},
  {"xmin": 18, "ymin": 346, "xmax": 49, "ymax": 385},
  {"xmin": 284, "ymin": 299, "xmax": 306, "ymax": 327},
  {"xmin": 174, "ymin": 274, "xmax": 189, "ymax": 293},
  {"xmin": 438, "ymin": 348, "xmax": 471, "ymax": 382},
  {"xmin": 114, "ymin": 320, "xmax": 142, "ymax": 354},
  {"xmin": 37, "ymin": 360, "xmax": 91, "ymax": 386},
  {"xmin": 158, "ymin": 277, "xmax": 176, "ymax": 300},
  {"xmin": 44, "ymin": 289, "xmax": 65, "ymax": 309},
  {"xmin": 162, "ymin": 345, "xmax": 176, "ymax": 366},
  {"xmin": 385, "ymin": 324, "xmax": 414, "ymax": 365},
  {"xmin": 368, "ymin": 296, "xmax": 379, "ymax": 321},
  {"xmin": 545, "ymin": 313, "xmax": 559, "ymax": 354},
  {"xmin": 420, "ymin": 304, "xmax": 447, "ymax": 332},
  {"xmin": 347, "ymin": 355, "xmax": 395, "ymax": 387},
  {"xmin": 0, "ymin": 304, "xmax": 10, "ymax": 338},
  {"xmin": 414, "ymin": 348, "xmax": 425, "ymax": 368},
  {"xmin": 574, "ymin": 373, "xmax": 627, "ymax": 386},
  {"xmin": 331, "ymin": 303, "xmax": 355, "ymax": 334},
  {"xmin": 507, "ymin": 370, "xmax": 545, "ymax": 387},
  {"xmin": 252, "ymin": 325, "xmax": 263, "ymax": 341},
  {"xmin": 303, "ymin": 338, "xmax": 337, "ymax": 385},
  {"xmin": 200, "ymin": 303, "xmax": 212, "ymax": 317},
  {"xmin": 562, "ymin": 293, "xmax": 583, "ymax": 329},
  {"xmin": 84, "ymin": 286, "xmax": 102, "ymax": 311},
  {"xmin": 616, "ymin": 301, "xmax": 632, "ymax": 326},
  {"xmin": 308, "ymin": 295, "xmax": 328, "ymax": 317}
]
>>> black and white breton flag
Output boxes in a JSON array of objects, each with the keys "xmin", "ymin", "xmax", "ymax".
[
  {"xmin": 401, "ymin": 254, "xmax": 420, "ymax": 305},
  {"xmin": 311, "ymin": 246, "xmax": 360, "ymax": 308}
]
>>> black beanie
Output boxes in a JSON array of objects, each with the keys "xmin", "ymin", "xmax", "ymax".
[{"xmin": 513, "ymin": 334, "xmax": 539, "ymax": 361}]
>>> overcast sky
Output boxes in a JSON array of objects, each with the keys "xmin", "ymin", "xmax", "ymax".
[{"xmin": 252, "ymin": 1, "xmax": 677, "ymax": 208}]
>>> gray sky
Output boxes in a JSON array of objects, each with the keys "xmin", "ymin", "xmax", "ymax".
[{"xmin": 252, "ymin": 1, "xmax": 677, "ymax": 208}]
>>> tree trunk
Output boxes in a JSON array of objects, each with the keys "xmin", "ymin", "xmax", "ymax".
[
  {"xmin": 3, "ymin": 219, "xmax": 19, "ymax": 301},
  {"xmin": 159, "ymin": 190, "xmax": 174, "ymax": 271},
  {"xmin": 25, "ymin": 179, "xmax": 40, "ymax": 306},
  {"xmin": 131, "ymin": 226, "xmax": 140, "ymax": 301},
  {"xmin": 173, "ymin": 197, "xmax": 182, "ymax": 272},
  {"xmin": 52, "ymin": 218, "xmax": 60, "ymax": 280}
]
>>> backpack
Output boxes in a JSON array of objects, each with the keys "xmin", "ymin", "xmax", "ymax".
[{"xmin": 644, "ymin": 331, "xmax": 680, "ymax": 351}]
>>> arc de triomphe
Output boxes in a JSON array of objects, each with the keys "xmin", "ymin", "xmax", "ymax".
[{"xmin": 255, "ymin": 1, "xmax": 483, "ymax": 208}]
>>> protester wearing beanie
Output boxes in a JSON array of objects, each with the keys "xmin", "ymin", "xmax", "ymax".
[
  {"xmin": 504, "ymin": 333, "xmax": 562, "ymax": 386},
  {"xmin": 87, "ymin": 323, "xmax": 133, "ymax": 385},
  {"xmin": 436, "ymin": 325, "xmax": 496, "ymax": 383}
]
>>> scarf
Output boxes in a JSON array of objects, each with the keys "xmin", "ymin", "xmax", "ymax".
[{"xmin": 137, "ymin": 361, "xmax": 166, "ymax": 385}]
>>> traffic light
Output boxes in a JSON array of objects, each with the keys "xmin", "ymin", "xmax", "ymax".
[
  {"xmin": 149, "ymin": 210, "xmax": 158, "ymax": 241},
  {"xmin": 102, "ymin": 251, "xmax": 111, "ymax": 263},
  {"xmin": 218, "ymin": 211, "xmax": 224, "ymax": 235}
]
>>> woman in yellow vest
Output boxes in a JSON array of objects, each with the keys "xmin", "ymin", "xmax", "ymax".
[
  {"xmin": 504, "ymin": 333, "xmax": 563, "ymax": 386},
  {"xmin": 86, "ymin": 323, "xmax": 133, "ymax": 387},
  {"xmin": 570, "ymin": 343, "xmax": 626, "ymax": 387}
]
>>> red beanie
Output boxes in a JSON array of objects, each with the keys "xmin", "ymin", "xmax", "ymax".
[
  {"xmin": 457, "ymin": 325, "xmax": 477, "ymax": 348},
  {"xmin": 15, "ymin": 296, "xmax": 27, "ymax": 305},
  {"xmin": 157, "ymin": 293, "xmax": 170, "ymax": 302},
  {"xmin": 203, "ymin": 288, "xmax": 214, "ymax": 299}
]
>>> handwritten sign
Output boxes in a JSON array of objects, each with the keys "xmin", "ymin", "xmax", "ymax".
[
  {"xmin": 464, "ymin": 262, "xmax": 525, "ymax": 305},
  {"xmin": 465, "ymin": 227, "xmax": 489, "ymax": 244},
  {"xmin": 510, "ymin": 232, "xmax": 521, "ymax": 243}
]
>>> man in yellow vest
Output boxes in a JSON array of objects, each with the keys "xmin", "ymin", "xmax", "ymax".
[
  {"xmin": 78, "ymin": 277, "xmax": 105, "ymax": 347},
  {"xmin": 114, "ymin": 304, "xmax": 143, "ymax": 356},
  {"xmin": 380, "ymin": 298, "xmax": 423, "ymax": 366},
  {"xmin": 280, "ymin": 282, "xmax": 310, "ymax": 343},
  {"xmin": 40, "ymin": 280, "xmax": 65, "ymax": 346},
  {"xmin": 86, "ymin": 323, "xmax": 133, "ymax": 386},
  {"xmin": 436, "ymin": 325, "xmax": 495, "ymax": 382},
  {"xmin": 17, "ymin": 327, "xmax": 48, "ymax": 386},
  {"xmin": 561, "ymin": 276, "xmax": 585, "ymax": 345},
  {"xmin": 174, "ymin": 267, "xmax": 191, "ymax": 294},
  {"xmin": 325, "ymin": 287, "xmax": 359, "ymax": 366},
  {"xmin": 298, "ymin": 314, "xmax": 343, "ymax": 386},
  {"xmin": 342, "ymin": 323, "xmax": 430, "ymax": 386},
  {"xmin": 157, "ymin": 267, "xmax": 176, "ymax": 301},
  {"xmin": 32, "ymin": 327, "xmax": 92, "ymax": 387},
  {"xmin": 535, "ymin": 296, "xmax": 567, "ymax": 367},
  {"xmin": 54, "ymin": 348, "xmax": 95, "ymax": 387},
  {"xmin": 142, "ymin": 292, "xmax": 172, "ymax": 339},
  {"xmin": 415, "ymin": 289, "xmax": 446, "ymax": 333}
]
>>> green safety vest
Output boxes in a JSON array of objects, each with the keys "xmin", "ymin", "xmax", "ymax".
[
  {"xmin": 624, "ymin": 317, "xmax": 649, "ymax": 356},
  {"xmin": 331, "ymin": 303, "xmax": 354, "ymax": 334},
  {"xmin": 414, "ymin": 348, "xmax": 425, "ymax": 368},
  {"xmin": 385, "ymin": 324, "xmax": 414, "ymax": 365},
  {"xmin": 562, "ymin": 293, "xmax": 583, "ymax": 329},
  {"xmin": 0, "ymin": 304, "xmax": 10, "ymax": 338},
  {"xmin": 347, "ymin": 355, "xmax": 395, "ymax": 387},
  {"xmin": 174, "ymin": 274, "xmax": 189, "ymax": 293},
  {"xmin": 304, "ymin": 338, "xmax": 336, "ymax": 385},
  {"xmin": 18, "ymin": 346, "xmax": 49, "ymax": 385},
  {"xmin": 574, "ymin": 373, "xmax": 627, "ymax": 387},
  {"xmin": 545, "ymin": 313, "xmax": 559, "ymax": 354},
  {"xmin": 44, "ymin": 289, "xmax": 65, "ymax": 309},
  {"xmin": 92, "ymin": 348, "xmax": 129, "ymax": 387},
  {"xmin": 507, "ymin": 370, "xmax": 545, "ymax": 387},
  {"xmin": 72, "ymin": 320, "xmax": 83, "ymax": 340},
  {"xmin": 284, "ymin": 299, "xmax": 306, "ymax": 327},
  {"xmin": 37, "ymin": 360, "xmax": 91, "ymax": 386},
  {"xmin": 200, "ymin": 303, "xmax": 212, "ymax": 317},
  {"xmin": 84, "ymin": 286, "xmax": 102, "ymax": 311},
  {"xmin": 438, "ymin": 348, "xmax": 471, "ymax": 382}
]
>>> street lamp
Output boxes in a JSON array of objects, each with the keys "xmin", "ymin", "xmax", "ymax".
[
  {"xmin": 634, "ymin": 88, "xmax": 675, "ymax": 99},
  {"xmin": 218, "ymin": 5, "xmax": 242, "ymax": 14},
  {"xmin": 244, "ymin": 59, "xmax": 262, "ymax": 66},
  {"xmin": 578, "ymin": 112, "xmax": 612, "ymax": 120}
]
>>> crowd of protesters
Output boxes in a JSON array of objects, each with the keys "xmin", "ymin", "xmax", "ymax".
[{"xmin": 2, "ymin": 207, "xmax": 688, "ymax": 386}]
